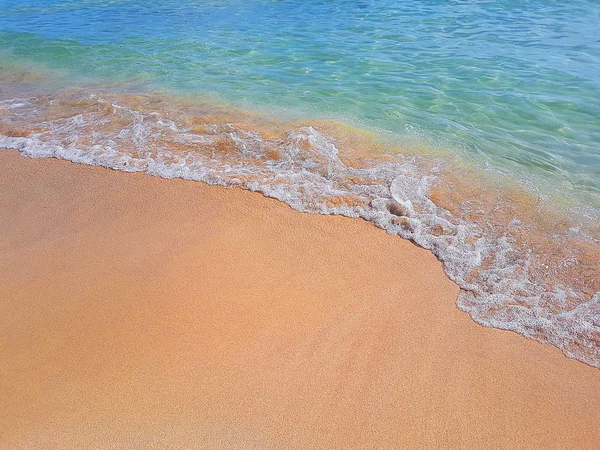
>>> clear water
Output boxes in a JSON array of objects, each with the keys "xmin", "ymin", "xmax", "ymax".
[
  {"xmin": 0, "ymin": 0, "xmax": 599, "ymax": 366},
  {"xmin": 1, "ymin": 0, "xmax": 599, "ymax": 201}
]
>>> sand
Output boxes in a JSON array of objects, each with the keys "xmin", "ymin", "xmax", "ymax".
[{"xmin": 1, "ymin": 149, "xmax": 599, "ymax": 449}]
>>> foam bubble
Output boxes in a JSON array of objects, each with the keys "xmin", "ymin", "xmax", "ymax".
[{"xmin": 1, "ymin": 91, "xmax": 598, "ymax": 367}]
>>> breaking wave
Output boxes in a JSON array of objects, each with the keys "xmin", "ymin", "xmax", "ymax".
[{"xmin": 1, "ymin": 90, "xmax": 599, "ymax": 367}]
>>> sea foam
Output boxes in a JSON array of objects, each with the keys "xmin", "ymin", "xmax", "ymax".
[{"xmin": 1, "ymin": 91, "xmax": 598, "ymax": 367}]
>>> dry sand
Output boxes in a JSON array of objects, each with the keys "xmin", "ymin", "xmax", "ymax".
[{"xmin": 1, "ymin": 149, "xmax": 599, "ymax": 449}]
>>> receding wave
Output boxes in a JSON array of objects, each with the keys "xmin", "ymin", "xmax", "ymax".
[{"xmin": 1, "ymin": 89, "xmax": 599, "ymax": 367}]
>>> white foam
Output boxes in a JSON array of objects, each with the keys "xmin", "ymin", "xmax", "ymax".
[{"xmin": 1, "ymin": 94, "xmax": 598, "ymax": 367}]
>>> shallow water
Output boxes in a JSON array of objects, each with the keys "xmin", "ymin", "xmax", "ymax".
[
  {"xmin": 2, "ymin": 0, "xmax": 599, "ymax": 202},
  {"xmin": 0, "ymin": 0, "xmax": 599, "ymax": 366}
]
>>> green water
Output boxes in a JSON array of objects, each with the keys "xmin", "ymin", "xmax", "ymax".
[{"xmin": 1, "ymin": 0, "xmax": 599, "ymax": 208}]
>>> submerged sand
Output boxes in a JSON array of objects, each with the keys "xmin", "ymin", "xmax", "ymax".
[{"xmin": 1, "ymin": 150, "xmax": 599, "ymax": 449}]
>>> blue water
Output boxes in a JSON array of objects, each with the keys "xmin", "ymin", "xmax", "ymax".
[{"xmin": 1, "ymin": 0, "xmax": 599, "ymax": 203}]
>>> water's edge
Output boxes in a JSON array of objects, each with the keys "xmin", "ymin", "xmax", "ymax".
[{"xmin": 1, "ymin": 90, "xmax": 598, "ymax": 368}]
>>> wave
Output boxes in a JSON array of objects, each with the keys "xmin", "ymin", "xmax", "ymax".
[{"xmin": 1, "ymin": 89, "xmax": 599, "ymax": 367}]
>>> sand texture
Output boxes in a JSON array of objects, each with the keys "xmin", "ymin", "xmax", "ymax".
[{"xmin": 1, "ymin": 150, "xmax": 599, "ymax": 449}]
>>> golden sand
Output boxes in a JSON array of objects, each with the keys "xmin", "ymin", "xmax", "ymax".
[{"xmin": 1, "ymin": 150, "xmax": 599, "ymax": 449}]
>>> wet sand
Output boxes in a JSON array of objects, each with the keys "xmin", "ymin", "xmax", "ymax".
[{"xmin": 1, "ymin": 149, "xmax": 599, "ymax": 449}]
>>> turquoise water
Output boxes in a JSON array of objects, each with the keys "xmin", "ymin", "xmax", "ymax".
[
  {"xmin": 1, "ymin": 1, "xmax": 600, "ymax": 367},
  {"xmin": 1, "ymin": 0, "xmax": 599, "ymax": 203}
]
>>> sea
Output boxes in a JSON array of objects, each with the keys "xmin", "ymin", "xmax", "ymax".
[{"xmin": 0, "ymin": 0, "xmax": 598, "ymax": 367}]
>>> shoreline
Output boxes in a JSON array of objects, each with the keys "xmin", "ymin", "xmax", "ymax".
[
  {"xmin": 1, "ymin": 149, "xmax": 600, "ymax": 448},
  {"xmin": 2, "ymin": 86, "xmax": 599, "ymax": 367}
]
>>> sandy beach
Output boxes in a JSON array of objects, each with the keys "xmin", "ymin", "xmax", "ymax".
[{"xmin": 1, "ymin": 149, "xmax": 599, "ymax": 449}]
